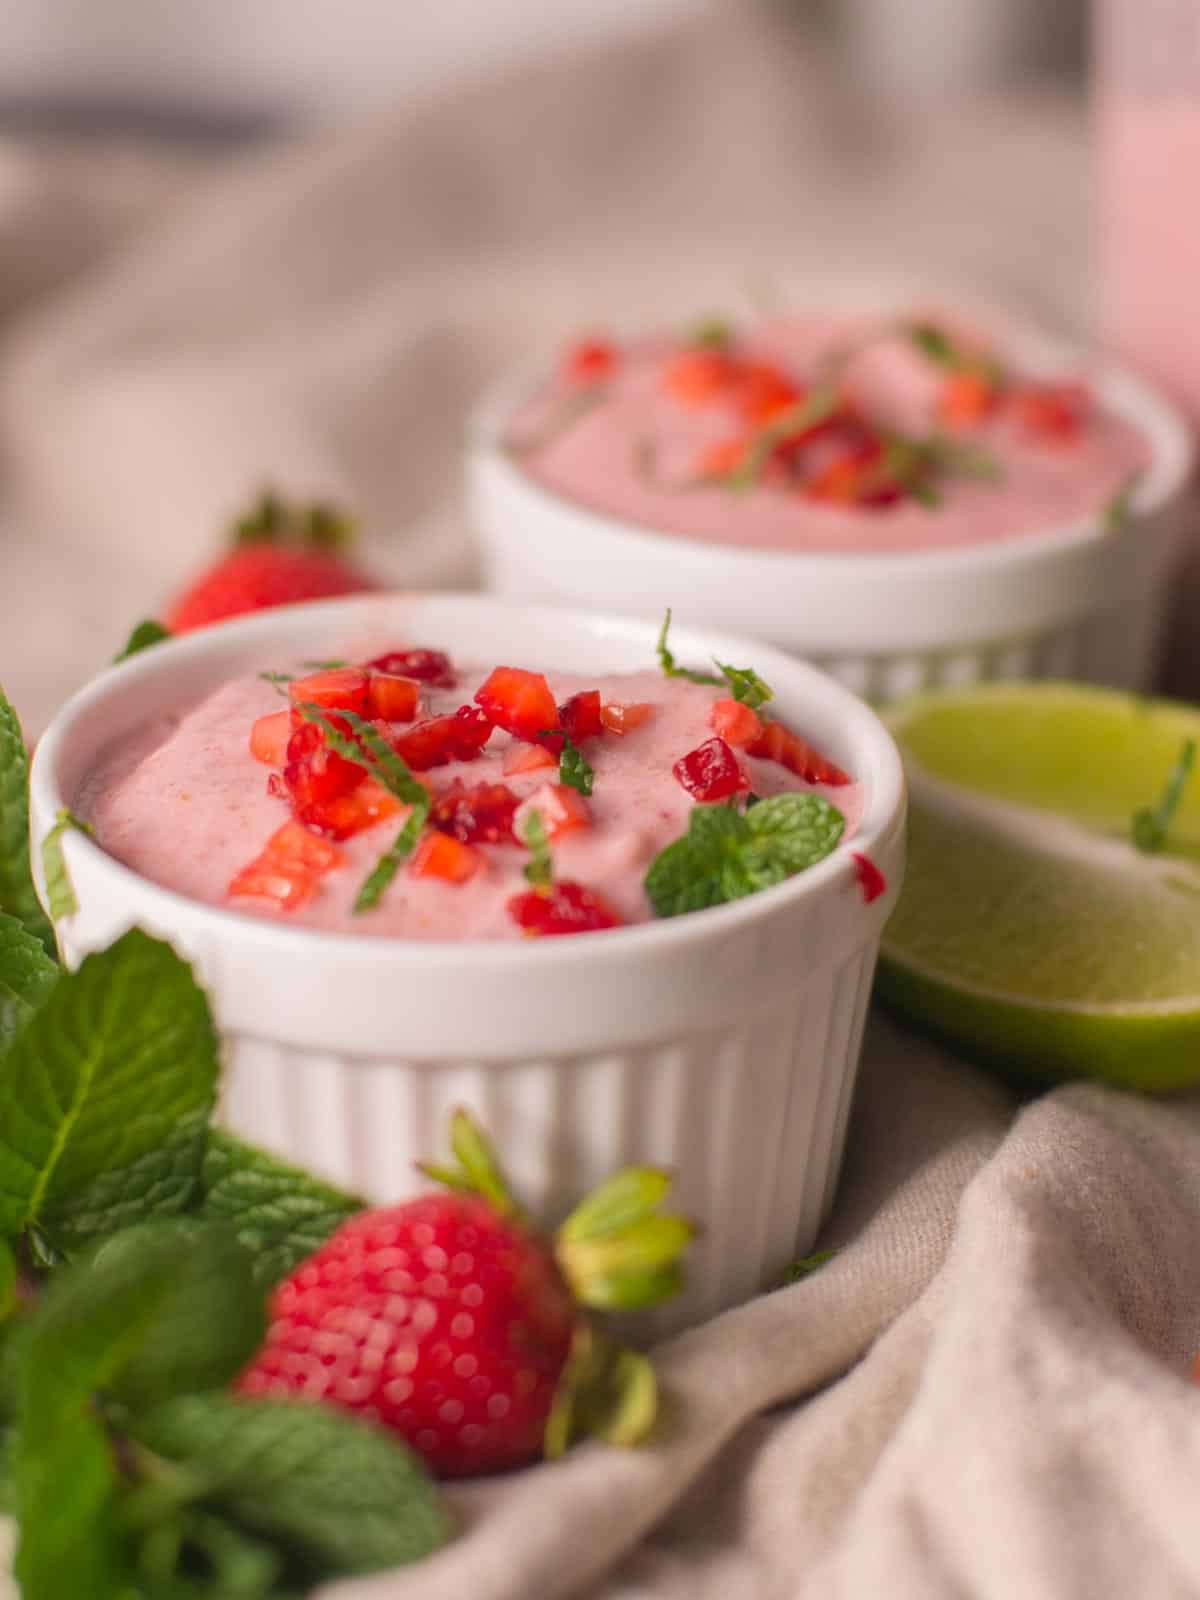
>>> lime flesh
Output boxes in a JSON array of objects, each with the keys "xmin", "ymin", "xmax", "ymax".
[{"xmin": 879, "ymin": 684, "xmax": 1200, "ymax": 1092}]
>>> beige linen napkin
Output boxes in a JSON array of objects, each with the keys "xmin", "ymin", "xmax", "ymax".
[{"xmin": 5, "ymin": 9, "xmax": 1200, "ymax": 1599}]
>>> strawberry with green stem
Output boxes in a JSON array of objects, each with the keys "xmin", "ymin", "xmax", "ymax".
[{"xmin": 239, "ymin": 1110, "xmax": 692, "ymax": 1477}]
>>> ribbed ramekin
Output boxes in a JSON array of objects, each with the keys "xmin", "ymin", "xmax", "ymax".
[
  {"xmin": 29, "ymin": 595, "xmax": 905, "ymax": 1330},
  {"xmin": 467, "ymin": 310, "xmax": 1194, "ymax": 704}
]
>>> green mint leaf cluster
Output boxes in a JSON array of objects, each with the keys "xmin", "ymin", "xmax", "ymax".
[
  {"xmin": 559, "ymin": 735, "xmax": 595, "ymax": 796},
  {"xmin": 645, "ymin": 792, "xmax": 845, "ymax": 918},
  {"xmin": 114, "ymin": 619, "xmax": 171, "ymax": 663},
  {"xmin": 0, "ymin": 689, "xmax": 54, "ymax": 957}
]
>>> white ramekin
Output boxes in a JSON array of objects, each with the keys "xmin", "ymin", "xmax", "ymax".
[
  {"xmin": 467, "ymin": 307, "xmax": 1195, "ymax": 704},
  {"xmin": 29, "ymin": 595, "xmax": 905, "ymax": 1331}
]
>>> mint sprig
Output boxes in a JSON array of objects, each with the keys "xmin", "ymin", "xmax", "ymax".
[
  {"xmin": 656, "ymin": 610, "xmax": 722, "ymax": 687},
  {"xmin": 645, "ymin": 792, "xmax": 845, "ymax": 917},
  {"xmin": 559, "ymin": 735, "xmax": 595, "ymax": 797},
  {"xmin": 40, "ymin": 808, "xmax": 94, "ymax": 920},
  {"xmin": 114, "ymin": 620, "xmax": 170, "ymax": 663},
  {"xmin": 0, "ymin": 688, "xmax": 54, "ymax": 957},
  {"xmin": 1132, "ymin": 738, "xmax": 1196, "ymax": 854},
  {"xmin": 0, "ymin": 929, "xmax": 219, "ymax": 1250}
]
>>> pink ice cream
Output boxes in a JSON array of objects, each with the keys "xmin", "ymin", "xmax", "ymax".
[
  {"xmin": 82, "ymin": 664, "xmax": 862, "ymax": 941},
  {"xmin": 509, "ymin": 314, "xmax": 1151, "ymax": 555}
]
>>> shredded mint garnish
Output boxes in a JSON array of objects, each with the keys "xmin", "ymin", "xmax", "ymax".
[
  {"xmin": 0, "ymin": 688, "xmax": 55, "ymax": 956},
  {"xmin": 1103, "ymin": 472, "xmax": 1142, "ymax": 536},
  {"xmin": 645, "ymin": 792, "xmax": 845, "ymax": 918},
  {"xmin": 258, "ymin": 670, "xmax": 294, "ymax": 690},
  {"xmin": 903, "ymin": 320, "xmax": 1005, "ymax": 388},
  {"xmin": 113, "ymin": 620, "xmax": 170, "ymax": 664},
  {"xmin": 714, "ymin": 661, "xmax": 774, "ymax": 711},
  {"xmin": 523, "ymin": 811, "xmax": 554, "ymax": 890},
  {"xmin": 725, "ymin": 389, "xmax": 840, "ymax": 493},
  {"xmin": 656, "ymin": 610, "xmax": 722, "ymax": 687},
  {"xmin": 688, "ymin": 316, "xmax": 733, "ymax": 350},
  {"xmin": 300, "ymin": 658, "xmax": 350, "ymax": 670},
  {"xmin": 782, "ymin": 1247, "xmax": 838, "ymax": 1285},
  {"xmin": 40, "ymin": 809, "xmax": 94, "ymax": 921},
  {"xmin": 559, "ymin": 736, "xmax": 595, "ymax": 797},
  {"xmin": 1132, "ymin": 738, "xmax": 1196, "ymax": 854}
]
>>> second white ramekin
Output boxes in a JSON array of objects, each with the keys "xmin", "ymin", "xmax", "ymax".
[
  {"xmin": 29, "ymin": 595, "xmax": 905, "ymax": 1331},
  {"xmin": 468, "ymin": 309, "xmax": 1194, "ymax": 704}
]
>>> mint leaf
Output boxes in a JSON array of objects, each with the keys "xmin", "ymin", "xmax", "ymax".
[
  {"xmin": 93, "ymin": 1221, "xmax": 264, "ymax": 1415},
  {"xmin": 354, "ymin": 804, "xmax": 427, "ymax": 914},
  {"xmin": 0, "ymin": 929, "xmax": 219, "ymax": 1249},
  {"xmin": 559, "ymin": 736, "xmax": 595, "ymax": 797},
  {"xmin": 1132, "ymin": 737, "xmax": 1196, "ymax": 853},
  {"xmin": 906, "ymin": 321, "xmax": 960, "ymax": 368},
  {"xmin": 688, "ymin": 316, "xmax": 732, "ymax": 349},
  {"xmin": 129, "ymin": 1504, "xmax": 286, "ymax": 1598},
  {"xmin": 645, "ymin": 792, "xmax": 845, "ymax": 918},
  {"xmin": 782, "ymin": 1247, "xmax": 837, "ymax": 1284},
  {"xmin": 1104, "ymin": 470, "xmax": 1142, "ymax": 536},
  {"xmin": 522, "ymin": 809, "xmax": 554, "ymax": 889},
  {"xmin": 655, "ymin": 610, "xmax": 722, "ymax": 687},
  {"xmin": 40, "ymin": 808, "xmax": 94, "ymax": 921},
  {"xmin": 200, "ymin": 1131, "xmax": 362, "ymax": 1289},
  {"xmin": 0, "ymin": 687, "xmax": 55, "ymax": 957},
  {"xmin": 132, "ymin": 1392, "xmax": 450, "ymax": 1577},
  {"xmin": 0, "ymin": 911, "xmax": 58, "ymax": 1054},
  {"xmin": 714, "ymin": 661, "xmax": 773, "ymax": 710},
  {"xmin": 114, "ymin": 620, "xmax": 170, "ymax": 663}
]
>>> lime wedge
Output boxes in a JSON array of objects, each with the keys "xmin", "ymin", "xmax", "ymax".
[{"xmin": 878, "ymin": 684, "xmax": 1200, "ymax": 1092}]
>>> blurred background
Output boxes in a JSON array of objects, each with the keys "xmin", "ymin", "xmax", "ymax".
[{"xmin": 0, "ymin": 0, "xmax": 1176, "ymax": 728}]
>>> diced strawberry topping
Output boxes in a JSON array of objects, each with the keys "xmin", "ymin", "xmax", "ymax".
[
  {"xmin": 508, "ymin": 881, "xmax": 622, "ymax": 936},
  {"xmin": 696, "ymin": 437, "xmax": 751, "ymax": 481},
  {"xmin": 557, "ymin": 690, "xmax": 604, "ymax": 743},
  {"xmin": 563, "ymin": 338, "xmax": 619, "ymax": 386},
  {"xmin": 672, "ymin": 737, "xmax": 749, "ymax": 802},
  {"xmin": 282, "ymin": 722, "xmax": 366, "ymax": 810},
  {"xmin": 503, "ymin": 743, "xmax": 559, "ymax": 777},
  {"xmin": 228, "ymin": 820, "xmax": 343, "ymax": 908},
  {"xmin": 515, "ymin": 784, "xmax": 592, "ymax": 840},
  {"xmin": 937, "ymin": 369, "xmax": 1001, "ymax": 428},
  {"xmin": 429, "ymin": 781, "xmax": 520, "ymax": 846},
  {"xmin": 709, "ymin": 697, "xmax": 764, "ymax": 748},
  {"xmin": 1014, "ymin": 381, "xmax": 1089, "ymax": 444},
  {"xmin": 366, "ymin": 672, "xmax": 421, "ymax": 723},
  {"xmin": 249, "ymin": 710, "xmax": 291, "ymax": 766},
  {"xmin": 732, "ymin": 361, "xmax": 802, "ymax": 425},
  {"xmin": 287, "ymin": 667, "xmax": 371, "ymax": 719},
  {"xmin": 391, "ymin": 705, "xmax": 493, "ymax": 771},
  {"xmin": 298, "ymin": 778, "xmax": 403, "ymax": 840},
  {"xmin": 365, "ymin": 649, "xmax": 457, "ymax": 688},
  {"xmin": 600, "ymin": 701, "xmax": 655, "ymax": 735},
  {"xmin": 409, "ymin": 831, "xmax": 484, "ymax": 884},
  {"xmin": 851, "ymin": 852, "xmax": 887, "ymax": 904},
  {"xmin": 663, "ymin": 348, "xmax": 734, "ymax": 407},
  {"xmin": 475, "ymin": 668, "xmax": 559, "ymax": 744},
  {"xmin": 746, "ymin": 720, "xmax": 850, "ymax": 786}
]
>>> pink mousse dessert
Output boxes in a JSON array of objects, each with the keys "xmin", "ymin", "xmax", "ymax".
[
  {"xmin": 507, "ymin": 313, "xmax": 1151, "ymax": 556},
  {"xmin": 82, "ymin": 627, "xmax": 865, "ymax": 941}
]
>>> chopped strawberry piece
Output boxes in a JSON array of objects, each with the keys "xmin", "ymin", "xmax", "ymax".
[
  {"xmin": 515, "ymin": 784, "xmax": 592, "ymax": 840},
  {"xmin": 1014, "ymin": 381, "xmax": 1089, "ymax": 444},
  {"xmin": 557, "ymin": 690, "xmax": 604, "ymax": 743},
  {"xmin": 709, "ymin": 697, "xmax": 764, "ymax": 748},
  {"xmin": 367, "ymin": 672, "xmax": 421, "ymax": 723},
  {"xmin": 600, "ymin": 701, "xmax": 655, "ymax": 735},
  {"xmin": 732, "ymin": 361, "xmax": 802, "ymax": 425},
  {"xmin": 228, "ymin": 820, "xmax": 343, "ymax": 908},
  {"xmin": 851, "ymin": 852, "xmax": 887, "ymax": 904},
  {"xmin": 429, "ymin": 781, "xmax": 520, "ymax": 845},
  {"xmin": 391, "ymin": 705, "xmax": 493, "ymax": 771},
  {"xmin": 937, "ymin": 369, "xmax": 1001, "ymax": 428},
  {"xmin": 696, "ymin": 437, "xmax": 751, "ymax": 481},
  {"xmin": 508, "ymin": 881, "xmax": 622, "ymax": 936},
  {"xmin": 299, "ymin": 778, "xmax": 403, "ymax": 840},
  {"xmin": 663, "ymin": 348, "xmax": 734, "ymax": 407},
  {"xmin": 249, "ymin": 710, "xmax": 291, "ymax": 766},
  {"xmin": 475, "ymin": 667, "xmax": 559, "ymax": 744},
  {"xmin": 563, "ymin": 338, "xmax": 619, "ymax": 386},
  {"xmin": 282, "ymin": 722, "xmax": 366, "ymax": 809},
  {"xmin": 746, "ymin": 720, "xmax": 851, "ymax": 786},
  {"xmin": 287, "ymin": 667, "xmax": 371, "ymax": 718},
  {"xmin": 504, "ymin": 743, "xmax": 559, "ymax": 776},
  {"xmin": 365, "ymin": 648, "xmax": 457, "ymax": 688},
  {"xmin": 672, "ymin": 737, "xmax": 749, "ymax": 802},
  {"xmin": 409, "ymin": 831, "xmax": 484, "ymax": 884}
]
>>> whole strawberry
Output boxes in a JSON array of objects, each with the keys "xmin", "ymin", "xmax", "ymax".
[
  {"xmin": 238, "ymin": 1112, "xmax": 693, "ymax": 1477},
  {"xmin": 165, "ymin": 489, "xmax": 376, "ymax": 633}
]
